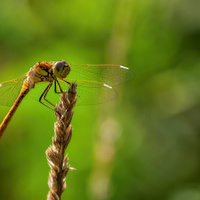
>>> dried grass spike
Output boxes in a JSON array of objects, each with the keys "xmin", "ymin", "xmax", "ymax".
[{"xmin": 46, "ymin": 83, "xmax": 77, "ymax": 200}]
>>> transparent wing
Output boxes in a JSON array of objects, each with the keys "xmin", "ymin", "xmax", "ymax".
[
  {"xmin": 60, "ymin": 63, "xmax": 134, "ymax": 105},
  {"xmin": 68, "ymin": 63, "xmax": 134, "ymax": 87},
  {"xmin": 62, "ymin": 63, "xmax": 134, "ymax": 105},
  {"xmin": 0, "ymin": 75, "xmax": 26, "ymax": 107},
  {"xmin": 62, "ymin": 79, "xmax": 118, "ymax": 105}
]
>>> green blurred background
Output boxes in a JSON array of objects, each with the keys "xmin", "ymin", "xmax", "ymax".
[{"xmin": 0, "ymin": 0, "xmax": 200, "ymax": 200}]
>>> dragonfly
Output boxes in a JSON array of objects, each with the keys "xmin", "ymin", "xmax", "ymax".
[{"xmin": 0, "ymin": 60, "xmax": 134, "ymax": 138}]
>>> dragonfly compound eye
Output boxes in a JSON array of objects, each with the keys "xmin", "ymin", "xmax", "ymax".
[
  {"xmin": 54, "ymin": 61, "xmax": 70, "ymax": 78},
  {"xmin": 54, "ymin": 61, "xmax": 65, "ymax": 71}
]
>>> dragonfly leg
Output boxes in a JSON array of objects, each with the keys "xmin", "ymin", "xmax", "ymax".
[
  {"xmin": 54, "ymin": 79, "xmax": 71, "ymax": 94},
  {"xmin": 60, "ymin": 79, "xmax": 71, "ymax": 86},
  {"xmin": 39, "ymin": 82, "xmax": 55, "ymax": 111},
  {"xmin": 54, "ymin": 80, "xmax": 62, "ymax": 94}
]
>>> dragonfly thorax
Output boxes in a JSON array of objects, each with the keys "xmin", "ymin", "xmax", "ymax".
[{"xmin": 26, "ymin": 62, "xmax": 54, "ymax": 84}]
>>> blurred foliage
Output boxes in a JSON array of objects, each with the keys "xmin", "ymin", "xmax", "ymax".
[{"xmin": 0, "ymin": 0, "xmax": 200, "ymax": 200}]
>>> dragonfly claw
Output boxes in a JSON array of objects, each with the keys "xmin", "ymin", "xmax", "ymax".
[{"xmin": 54, "ymin": 109, "xmax": 61, "ymax": 118}]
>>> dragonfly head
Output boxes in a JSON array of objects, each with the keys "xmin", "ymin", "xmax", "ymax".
[{"xmin": 53, "ymin": 60, "xmax": 71, "ymax": 79}]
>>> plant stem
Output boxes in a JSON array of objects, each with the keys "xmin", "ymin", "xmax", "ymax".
[{"xmin": 46, "ymin": 83, "xmax": 77, "ymax": 200}]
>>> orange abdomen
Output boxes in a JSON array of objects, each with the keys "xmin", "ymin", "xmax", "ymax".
[{"xmin": 0, "ymin": 87, "xmax": 30, "ymax": 138}]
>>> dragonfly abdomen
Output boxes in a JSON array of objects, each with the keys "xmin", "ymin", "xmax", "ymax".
[{"xmin": 0, "ymin": 86, "xmax": 30, "ymax": 138}]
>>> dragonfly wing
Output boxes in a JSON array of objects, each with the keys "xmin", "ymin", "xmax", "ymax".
[
  {"xmin": 0, "ymin": 75, "xmax": 26, "ymax": 107},
  {"xmin": 61, "ymin": 78, "xmax": 118, "ymax": 105},
  {"xmin": 68, "ymin": 63, "xmax": 134, "ymax": 87}
]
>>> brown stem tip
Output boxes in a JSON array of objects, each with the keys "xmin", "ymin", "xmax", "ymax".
[{"xmin": 46, "ymin": 83, "xmax": 77, "ymax": 200}]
